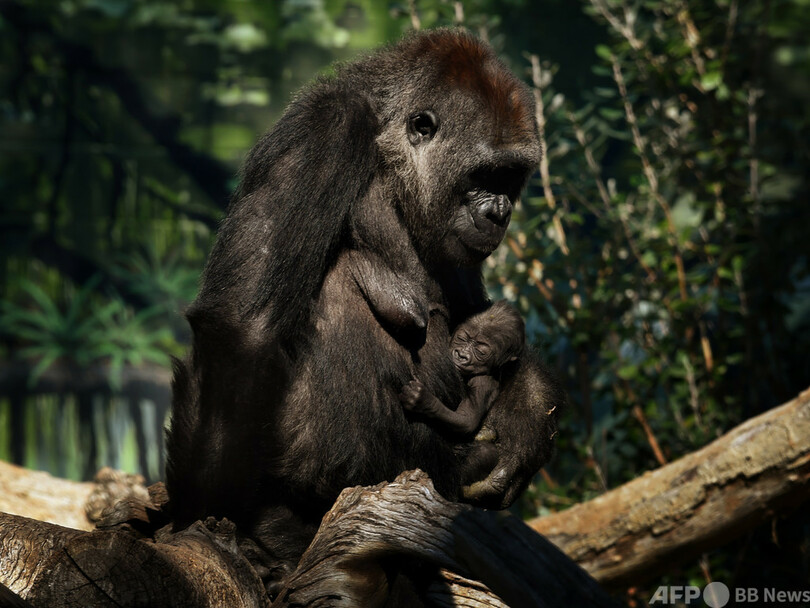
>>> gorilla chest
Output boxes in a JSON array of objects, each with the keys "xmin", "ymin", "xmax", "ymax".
[{"xmin": 288, "ymin": 273, "xmax": 463, "ymax": 415}]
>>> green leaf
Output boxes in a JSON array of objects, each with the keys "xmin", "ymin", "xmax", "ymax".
[
  {"xmin": 595, "ymin": 44, "xmax": 613, "ymax": 62},
  {"xmin": 598, "ymin": 107, "xmax": 624, "ymax": 121},
  {"xmin": 19, "ymin": 281, "xmax": 60, "ymax": 320},
  {"xmin": 717, "ymin": 267, "xmax": 734, "ymax": 280},
  {"xmin": 700, "ymin": 71, "xmax": 723, "ymax": 91},
  {"xmin": 617, "ymin": 365, "xmax": 638, "ymax": 380},
  {"xmin": 27, "ymin": 351, "xmax": 62, "ymax": 387}
]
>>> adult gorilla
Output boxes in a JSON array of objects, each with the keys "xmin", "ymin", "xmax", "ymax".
[{"xmin": 167, "ymin": 28, "xmax": 563, "ymax": 585}]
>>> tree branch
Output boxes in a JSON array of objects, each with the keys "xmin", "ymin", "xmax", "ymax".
[
  {"xmin": 273, "ymin": 470, "xmax": 616, "ymax": 608},
  {"xmin": 531, "ymin": 386, "xmax": 810, "ymax": 586}
]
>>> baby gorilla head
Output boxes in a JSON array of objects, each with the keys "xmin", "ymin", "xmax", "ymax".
[{"xmin": 451, "ymin": 300, "xmax": 525, "ymax": 376}]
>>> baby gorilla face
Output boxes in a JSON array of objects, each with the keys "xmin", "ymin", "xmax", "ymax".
[
  {"xmin": 450, "ymin": 300, "xmax": 526, "ymax": 377},
  {"xmin": 451, "ymin": 328, "xmax": 495, "ymax": 376}
]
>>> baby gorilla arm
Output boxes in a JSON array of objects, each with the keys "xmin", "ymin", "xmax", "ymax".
[{"xmin": 399, "ymin": 375, "xmax": 500, "ymax": 436}]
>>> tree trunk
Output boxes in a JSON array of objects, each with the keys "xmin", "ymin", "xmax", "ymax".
[
  {"xmin": 0, "ymin": 471, "xmax": 616, "ymax": 608},
  {"xmin": 0, "ymin": 513, "xmax": 269, "ymax": 607},
  {"xmin": 530, "ymin": 386, "xmax": 810, "ymax": 586},
  {"xmin": 271, "ymin": 470, "xmax": 615, "ymax": 608}
]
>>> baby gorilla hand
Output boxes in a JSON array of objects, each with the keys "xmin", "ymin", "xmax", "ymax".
[{"xmin": 399, "ymin": 379, "xmax": 442, "ymax": 417}]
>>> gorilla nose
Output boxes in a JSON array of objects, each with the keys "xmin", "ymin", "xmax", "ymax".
[
  {"xmin": 453, "ymin": 348, "xmax": 469, "ymax": 362},
  {"xmin": 485, "ymin": 194, "xmax": 511, "ymax": 225}
]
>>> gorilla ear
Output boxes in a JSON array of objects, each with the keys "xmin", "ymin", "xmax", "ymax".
[{"xmin": 407, "ymin": 110, "xmax": 439, "ymax": 145}]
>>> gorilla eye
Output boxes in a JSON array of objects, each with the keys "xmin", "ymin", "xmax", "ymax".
[{"xmin": 407, "ymin": 111, "xmax": 439, "ymax": 145}]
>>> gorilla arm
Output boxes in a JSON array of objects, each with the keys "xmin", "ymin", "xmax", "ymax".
[
  {"xmin": 400, "ymin": 375, "xmax": 500, "ymax": 436},
  {"xmin": 461, "ymin": 351, "xmax": 563, "ymax": 510}
]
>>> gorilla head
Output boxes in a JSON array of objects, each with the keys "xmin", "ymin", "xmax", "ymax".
[{"xmin": 367, "ymin": 32, "xmax": 541, "ymax": 267}]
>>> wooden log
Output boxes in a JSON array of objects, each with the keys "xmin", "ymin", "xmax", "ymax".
[
  {"xmin": 1, "ymin": 470, "xmax": 615, "ymax": 607},
  {"xmin": 0, "ymin": 514, "xmax": 85, "ymax": 598},
  {"xmin": 530, "ymin": 386, "xmax": 810, "ymax": 585},
  {"xmin": 0, "ymin": 461, "xmax": 94, "ymax": 531},
  {"xmin": 0, "ymin": 462, "xmax": 158, "ymax": 534},
  {"xmin": 272, "ymin": 470, "xmax": 617, "ymax": 608},
  {"xmin": 0, "ymin": 513, "xmax": 269, "ymax": 607}
]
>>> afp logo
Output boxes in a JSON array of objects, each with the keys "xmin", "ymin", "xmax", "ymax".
[{"xmin": 650, "ymin": 582, "xmax": 730, "ymax": 607}]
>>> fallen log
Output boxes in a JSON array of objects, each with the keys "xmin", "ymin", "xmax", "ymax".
[
  {"xmin": 3, "ymin": 387, "xmax": 808, "ymax": 604},
  {"xmin": 0, "ymin": 513, "xmax": 268, "ymax": 607},
  {"xmin": 0, "ymin": 461, "xmax": 94, "ymax": 531},
  {"xmin": 0, "ymin": 470, "xmax": 616, "ymax": 607},
  {"xmin": 0, "ymin": 462, "xmax": 156, "ymax": 534},
  {"xmin": 272, "ymin": 470, "xmax": 616, "ymax": 607},
  {"xmin": 531, "ymin": 386, "xmax": 810, "ymax": 586}
]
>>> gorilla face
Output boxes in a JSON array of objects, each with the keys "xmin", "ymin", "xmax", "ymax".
[
  {"xmin": 409, "ymin": 116, "xmax": 539, "ymax": 267},
  {"xmin": 376, "ymin": 44, "xmax": 541, "ymax": 269},
  {"xmin": 451, "ymin": 327, "xmax": 495, "ymax": 375}
]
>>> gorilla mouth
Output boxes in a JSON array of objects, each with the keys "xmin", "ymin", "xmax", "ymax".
[
  {"xmin": 441, "ymin": 177, "xmax": 522, "ymax": 264},
  {"xmin": 471, "ymin": 217, "xmax": 507, "ymax": 250},
  {"xmin": 457, "ymin": 205, "xmax": 508, "ymax": 256},
  {"xmin": 472, "ymin": 209, "xmax": 509, "ymax": 239}
]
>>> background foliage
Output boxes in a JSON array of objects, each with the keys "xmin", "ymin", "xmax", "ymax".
[{"xmin": 1, "ymin": 0, "xmax": 808, "ymax": 602}]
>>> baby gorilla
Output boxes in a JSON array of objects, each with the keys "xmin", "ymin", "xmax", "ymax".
[
  {"xmin": 400, "ymin": 299, "xmax": 524, "ymax": 436},
  {"xmin": 400, "ymin": 300, "xmax": 525, "ymax": 487}
]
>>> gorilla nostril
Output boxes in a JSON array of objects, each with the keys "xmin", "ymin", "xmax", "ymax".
[{"xmin": 486, "ymin": 195, "xmax": 511, "ymax": 224}]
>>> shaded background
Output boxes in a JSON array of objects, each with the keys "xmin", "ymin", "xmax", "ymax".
[{"xmin": 1, "ymin": 0, "xmax": 808, "ymax": 603}]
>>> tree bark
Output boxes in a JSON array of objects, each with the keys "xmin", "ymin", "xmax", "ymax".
[
  {"xmin": 1, "ymin": 388, "xmax": 808, "ymax": 605},
  {"xmin": 0, "ymin": 513, "xmax": 269, "ymax": 607},
  {"xmin": 0, "ymin": 471, "xmax": 616, "ymax": 608},
  {"xmin": 271, "ymin": 470, "xmax": 615, "ymax": 608},
  {"xmin": 530, "ymin": 386, "xmax": 810, "ymax": 586},
  {"xmin": 0, "ymin": 461, "xmax": 95, "ymax": 531}
]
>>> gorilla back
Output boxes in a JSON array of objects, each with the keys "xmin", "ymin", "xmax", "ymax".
[{"xmin": 166, "ymin": 28, "xmax": 562, "ymax": 581}]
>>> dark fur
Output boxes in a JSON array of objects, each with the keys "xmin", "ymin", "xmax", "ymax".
[
  {"xmin": 400, "ymin": 300, "xmax": 526, "ymax": 435},
  {"xmin": 166, "ymin": 29, "xmax": 563, "ymax": 591},
  {"xmin": 453, "ymin": 299, "xmax": 526, "ymax": 370}
]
